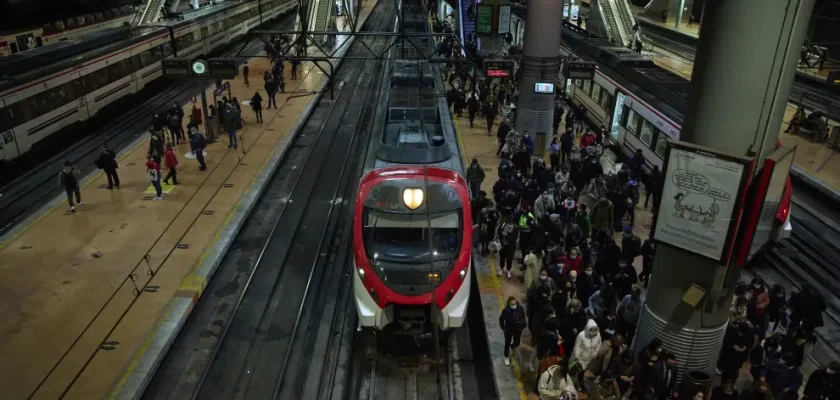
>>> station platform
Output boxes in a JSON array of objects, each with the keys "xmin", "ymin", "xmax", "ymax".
[
  {"xmin": 452, "ymin": 105, "xmax": 655, "ymax": 400},
  {"xmin": 0, "ymin": 2, "xmax": 374, "ymax": 396}
]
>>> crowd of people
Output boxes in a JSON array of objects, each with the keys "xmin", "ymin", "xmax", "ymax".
[{"xmin": 455, "ymin": 76, "xmax": 836, "ymax": 400}]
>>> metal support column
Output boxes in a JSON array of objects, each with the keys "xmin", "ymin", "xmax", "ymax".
[
  {"xmin": 515, "ymin": 0, "xmax": 563, "ymax": 147},
  {"xmin": 634, "ymin": 0, "xmax": 816, "ymax": 376}
]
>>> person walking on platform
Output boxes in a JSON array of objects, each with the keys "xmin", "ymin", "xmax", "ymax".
[
  {"xmin": 467, "ymin": 92, "xmax": 480, "ymax": 128},
  {"xmin": 163, "ymin": 144, "xmax": 179, "ymax": 186},
  {"xmin": 466, "ymin": 158, "xmax": 485, "ymax": 200},
  {"xmin": 148, "ymin": 129, "xmax": 165, "ymax": 163},
  {"xmin": 189, "ymin": 127, "xmax": 208, "ymax": 171},
  {"xmin": 251, "ymin": 92, "xmax": 264, "ymax": 123},
  {"xmin": 59, "ymin": 161, "xmax": 83, "ymax": 212},
  {"xmin": 95, "ymin": 146, "xmax": 120, "ymax": 189},
  {"xmin": 146, "ymin": 156, "xmax": 163, "ymax": 200},
  {"xmin": 484, "ymin": 101, "xmax": 497, "ymax": 136},
  {"xmin": 291, "ymin": 57, "xmax": 300, "ymax": 80},
  {"xmin": 561, "ymin": 129, "xmax": 574, "ymax": 166},
  {"xmin": 499, "ymin": 296, "xmax": 527, "ymax": 366},
  {"xmin": 223, "ymin": 103, "xmax": 238, "ymax": 150},
  {"xmin": 242, "ymin": 62, "xmax": 249, "ymax": 87}
]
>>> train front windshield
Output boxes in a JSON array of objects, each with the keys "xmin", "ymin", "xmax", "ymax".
[{"xmin": 363, "ymin": 208, "xmax": 462, "ymax": 264}]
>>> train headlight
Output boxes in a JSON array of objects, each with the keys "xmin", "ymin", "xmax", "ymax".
[
  {"xmin": 402, "ymin": 188, "xmax": 424, "ymax": 210},
  {"xmin": 357, "ymin": 267, "xmax": 365, "ymax": 280},
  {"xmin": 459, "ymin": 269, "xmax": 466, "ymax": 281}
]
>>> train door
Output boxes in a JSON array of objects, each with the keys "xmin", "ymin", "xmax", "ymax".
[
  {"xmin": 610, "ymin": 90, "xmax": 627, "ymax": 144},
  {"xmin": 0, "ymin": 96, "xmax": 23, "ymax": 161}
]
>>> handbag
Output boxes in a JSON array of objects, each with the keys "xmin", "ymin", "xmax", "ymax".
[{"xmin": 488, "ymin": 237, "xmax": 501, "ymax": 253}]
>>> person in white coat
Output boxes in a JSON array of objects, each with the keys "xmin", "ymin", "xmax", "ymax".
[
  {"xmin": 539, "ymin": 364, "xmax": 578, "ymax": 400},
  {"xmin": 571, "ymin": 319, "xmax": 603, "ymax": 370}
]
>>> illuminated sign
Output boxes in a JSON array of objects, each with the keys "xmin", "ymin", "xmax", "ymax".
[
  {"xmin": 485, "ymin": 59, "xmax": 515, "ymax": 78},
  {"xmin": 534, "ymin": 82, "xmax": 554, "ymax": 94},
  {"xmin": 191, "ymin": 59, "xmax": 208, "ymax": 75}
]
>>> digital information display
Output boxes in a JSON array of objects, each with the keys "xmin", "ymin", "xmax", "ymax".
[
  {"xmin": 208, "ymin": 59, "xmax": 238, "ymax": 79},
  {"xmin": 485, "ymin": 59, "xmax": 514, "ymax": 78},
  {"xmin": 565, "ymin": 61, "xmax": 596, "ymax": 80},
  {"xmin": 534, "ymin": 82, "xmax": 554, "ymax": 94},
  {"xmin": 161, "ymin": 59, "xmax": 191, "ymax": 78}
]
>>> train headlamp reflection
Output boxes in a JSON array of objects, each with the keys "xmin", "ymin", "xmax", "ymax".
[{"xmin": 402, "ymin": 188, "xmax": 424, "ymax": 210}]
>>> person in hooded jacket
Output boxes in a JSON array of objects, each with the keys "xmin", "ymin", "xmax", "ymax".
[
  {"xmin": 539, "ymin": 364, "xmax": 577, "ymax": 400},
  {"xmin": 788, "ymin": 283, "xmax": 826, "ymax": 332},
  {"xmin": 588, "ymin": 335, "xmax": 626, "ymax": 376},
  {"xmin": 466, "ymin": 158, "xmax": 485, "ymax": 200},
  {"xmin": 565, "ymin": 224, "xmax": 584, "ymax": 253},
  {"xmin": 472, "ymin": 190, "xmax": 490, "ymax": 224},
  {"xmin": 590, "ymin": 198, "xmax": 614, "ymax": 242},
  {"xmin": 803, "ymin": 361, "xmax": 840, "ymax": 400},
  {"xmin": 618, "ymin": 287, "xmax": 644, "ymax": 344},
  {"xmin": 762, "ymin": 352, "xmax": 803, "ymax": 400},
  {"xmin": 189, "ymin": 127, "xmax": 208, "ymax": 171},
  {"xmin": 535, "ymin": 191, "xmax": 556, "ymax": 223},
  {"xmin": 500, "ymin": 296, "xmax": 527, "ymax": 366},
  {"xmin": 58, "ymin": 161, "xmax": 83, "ymax": 212},
  {"xmin": 163, "ymin": 144, "xmax": 179, "ymax": 186},
  {"xmin": 562, "ymin": 299, "xmax": 588, "ymax": 355},
  {"xmin": 572, "ymin": 319, "xmax": 603, "ymax": 370},
  {"xmin": 95, "ymin": 146, "xmax": 120, "ymax": 189}
]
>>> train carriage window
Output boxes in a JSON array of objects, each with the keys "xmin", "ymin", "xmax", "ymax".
[
  {"xmin": 46, "ymin": 84, "xmax": 71, "ymax": 110},
  {"xmin": 107, "ymin": 62, "xmax": 124, "ymax": 82},
  {"xmin": 625, "ymin": 110, "xmax": 639, "ymax": 134},
  {"xmin": 21, "ymin": 93, "xmax": 50, "ymax": 120},
  {"xmin": 574, "ymin": 79, "xmax": 582, "ymax": 88},
  {"xmin": 640, "ymin": 120, "xmax": 655, "ymax": 147},
  {"xmin": 583, "ymin": 80, "xmax": 592, "ymax": 96},
  {"xmin": 654, "ymin": 132, "xmax": 669, "ymax": 158},
  {"xmin": 599, "ymin": 90, "xmax": 612, "ymax": 110},
  {"xmin": 119, "ymin": 58, "xmax": 136, "ymax": 76},
  {"xmin": 0, "ymin": 107, "xmax": 15, "ymax": 132},
  {"xmin": 591, "ymin": 84, "xmax": 601, "ymax": 104},
  {"xmin": 201, "ymin": 27, "xmax": 210, "ymax": 38},
  {"xmin": 161, "ymin": 42, "xmax": 174, "ymax": 58}
]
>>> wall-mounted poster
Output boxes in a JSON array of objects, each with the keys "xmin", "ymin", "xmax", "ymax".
[
  {"xmin": 476, "ymin": 4, "xmax": 493, "ymax": 34},
  {"xmin": 653, "ymin": 141, "xmax": 753, "ymax": 264},
  {"xmin": 498, "ymin": 5, "xmax": 511, "ymax": 35}
]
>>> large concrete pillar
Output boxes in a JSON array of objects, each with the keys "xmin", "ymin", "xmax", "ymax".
[
  {"xmin": 634, "ymin": 0, "xmax": 815, "ymax": 376},
  {"xmin": 515, "ymin": 0, "xmax": 562, "ymax": 144}
]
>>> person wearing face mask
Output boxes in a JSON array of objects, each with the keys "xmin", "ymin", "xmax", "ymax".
[
  {"xmin": 560, "ymin": 129, "xmax": 575, "ymax": 166},
  {"xmin": 558, "ymin": 196, "xmax": 577, "ymax": 230},
  {"xmin": 767, "ymin": 284, "xmax": 787, "ymax": 334},
  {"xmin": 556, "ymin": 166, "xmax": 572, "ymax": 187},
  {"xmin": 781, "ymin": 326, "xmax": 810, "ymax": 368},
  {"xmin": 499, "ymin": 296, "xmax": 527, "ymax": 366},
  {"xmin": 577, "ymin": 266, "xmax": 601, "ymax": 311},
  {"xmin": 749, "ymin": 336, "xmax": 781, "ymax": 382},
  {"xmin": 533, "ymin": 310, "xmax": 565, "ymax": 373},
  {"xmin": 549, "ymin": 138, "xmax": 561, "ymax": 172},
  {"xmin": 598, "ymin": 125, "xmax": 608, "ymax": 146},
  {"xmin": 562, "ymin": 299, "xmax": 588, "ymax": 355},
  {"xmin": 525, "ymin": 250, "xmax": 548, "ymax": 289},
  {"xmin": 588, "ymin": 335, "xmax": 626, "ymax": 376},
  {"xmin": 533, "ymin": 155, "xmax": 547, "ymax": 179},
  {"xmin": 562, "ymin": 249, "xmax": 584, "ymax": 274},
  {"xmin": 529, "ymin": 284, "xmax": 554, "ymax": 343},
  {"xmin": 517, "ymin": 205, "xmax": 537, "ymax": 264},
  {"xmin": 565, "ymin": 224, "xmax": 584, "ymax": 252},
  {"xmin": 612, "ymin": 260, "xmax": 637, "ymax": 299},
  {"xmin": 572, "ymin": 319, "xmax": 603, "ymax": 370},
  {"xmin": 478, "ymin": 201, "xmax": 500, "ymax": 255},
  {"xmin": 803, "ymin": 361, "xmax": 840, "ymax": 400},
  {"xmin": 762, "ymin": 352, "xmax": 803, "ymax": 400},
  {"xmin": 597, "ymin": 309, "xmax": 618, "ymax": 341},
  {"xmin": 618, "ymin": 287, "xmax": 644, "ymax": 343},
  {"xmin": 590, "ymin": 198, "xmax": 615, "ymax": 244},
  {"xmin": 535, "ymin": 191, "xmax": 556, "ymax": 223},
  {"xmin": 497, "ymin": 220, "xmax": 519, "ymax": 277},
  {"xmin": 588, "ymin": 283, "xmax": 618, "ymax": 321},
  {"xmin": 552, "ymin": 276, "xmax": 577, "ymax": 315},
  {"xmin": 717, "ymin": 321, "xmax": 753, "ymax": 380},
  {"xmin": 466, "ymin": 159, "xmax": 486, "ymax": 200},
  {"xmin": 575, "ymin": 204, "xmax": 591, "ymax": 239},
  {"xmin": 748, "ymin": 277, "xmax": 771, "ymax": 338}
]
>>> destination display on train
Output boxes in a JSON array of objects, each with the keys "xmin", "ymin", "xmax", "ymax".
[
  {"xmin": 485, "ymin": 60, "xmax": 514, "ymax": 78},
  {"xmin": 565, "ymin": 61, "xmax": 596, "ymax": 80}
]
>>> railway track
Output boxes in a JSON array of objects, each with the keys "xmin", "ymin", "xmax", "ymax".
[
  {"xmin": 349, "ymin": 331, "xmax": 458, "ymax": 400},
  {"xmin": 750, "ymin": 192, "xmax": 840, "ymax": 370},
  {"xmin": 0, "ymin": 10, "xmax": 297, "ymax": 236},
  {"xmin": 143, "ymin": 2, "xmax": 394, "ymax": 399}
]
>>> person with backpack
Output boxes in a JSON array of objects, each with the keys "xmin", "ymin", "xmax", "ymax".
[
  {"xmin": 58, "ymin": 161, "xmax": 83, "ymax": 212},
  {"xmin": 189, "ymin": 127, "xmax": 208, "ymax": 171},
  {"xmin": 146, "ymin": 156, "xmax": 163, "ymax": 200},
  {"xmin": 95, "ymin": 146, "xmax": 119, "ymax": 189},
  {"xmin": 163, "ymin": 144, "xmax": 179, "ymax": 186}
]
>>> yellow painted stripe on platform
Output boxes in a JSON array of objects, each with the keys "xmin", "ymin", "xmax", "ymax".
[
  {"xmin": 452, "ymin": 116, "xmax": 529, "ymax": 400},
  {"xmin": 0, "ymin": 137, "xmax": 149, "ymax": 251}
]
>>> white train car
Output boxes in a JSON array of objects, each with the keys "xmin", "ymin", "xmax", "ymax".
[{"xmin": 0, "ymin": 0, "xmax": 296, "ymax": 162}]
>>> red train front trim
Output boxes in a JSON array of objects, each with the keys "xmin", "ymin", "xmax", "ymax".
[{"xmin": 353, "ymin": 166, "xmax": 472, "ymax": 311}]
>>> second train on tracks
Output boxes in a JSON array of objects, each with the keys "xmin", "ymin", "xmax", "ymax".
[{"xmin": 352, "ymin": 10, "xmax": 472, "ymax": 334}]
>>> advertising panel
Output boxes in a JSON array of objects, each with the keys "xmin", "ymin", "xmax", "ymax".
[
  {"xmin": 653, "ymin": 141, "xmax": 753, "ymax": 264},
  {"xmin": 476, "ymin": 5, "xmax": 493, "ymax": 34},
  {"xmin": 498, "ymin": 5, "xmax": 511, "ymax": 35}
]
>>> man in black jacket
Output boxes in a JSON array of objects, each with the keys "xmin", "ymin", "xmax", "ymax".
[
  {"xmin": 499, "ymin": 296, "xmax": 527, "ymax": 366},
  {"xmin": 95, "ymin": 146, "xmax": 120, "ymax": 189}
]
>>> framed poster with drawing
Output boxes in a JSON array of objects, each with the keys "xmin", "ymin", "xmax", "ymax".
[{"xmin": 652, "ymin": 141, "xmax": 753, "ymax": 265}]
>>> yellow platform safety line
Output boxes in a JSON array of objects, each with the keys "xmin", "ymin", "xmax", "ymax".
[
  {"xmin": 0, "ymin": 136, "xmax": 150, "ymax": 252},
  {"xmin": 452, "ymin": 114, "xmax": 529, "ymax": 400},
  {"xmin": 145, "ymin": 180, "xmax": 177, "ymax": 194}
]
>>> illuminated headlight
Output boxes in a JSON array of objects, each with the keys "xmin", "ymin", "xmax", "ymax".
[
  {"xmin": 357, "ymin": 267, "xmax": 366, "ymax": 280},
  {"xmin": 402, "ymin": 188, "xmax": 424, "ymax": 210},
  {"xmin": 459, "ymin": 269, "xmax": 466, "ymax": 280}
]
